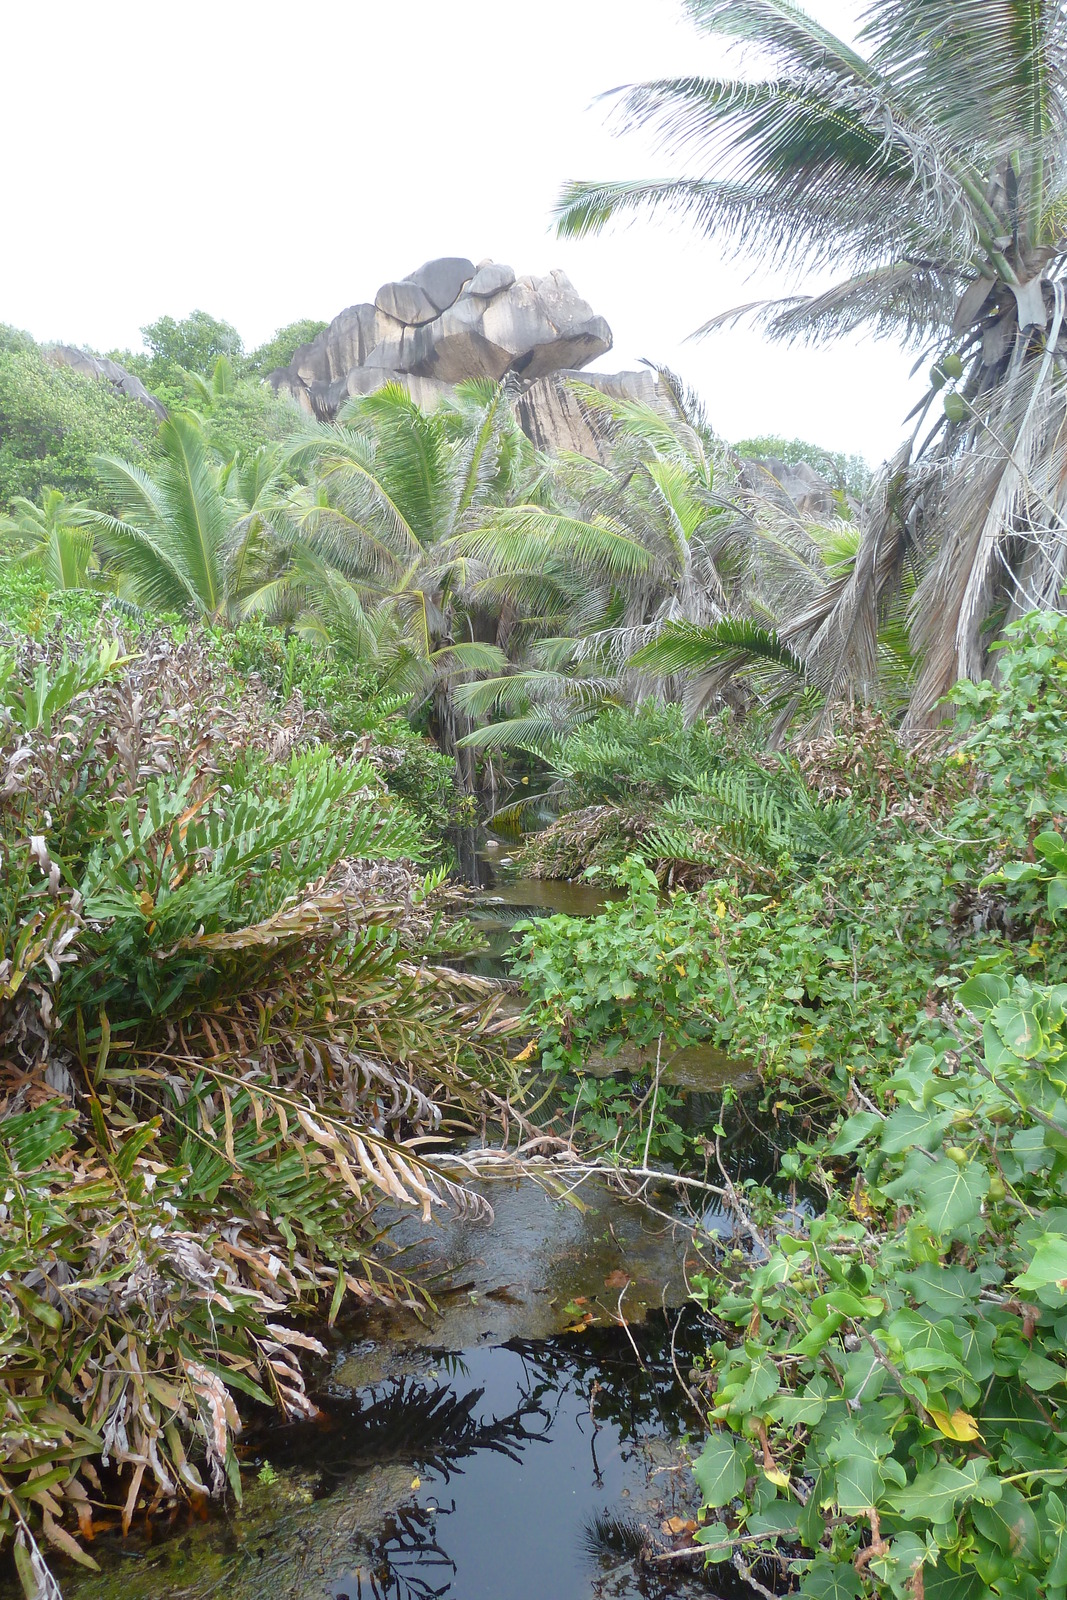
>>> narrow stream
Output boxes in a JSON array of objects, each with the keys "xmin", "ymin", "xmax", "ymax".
[{"xmin": 22, "ymin": 854, "xmax": 779, "ymax": 1600}]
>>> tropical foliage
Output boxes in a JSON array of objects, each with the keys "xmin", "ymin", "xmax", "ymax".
[
  {"xmin": 0, "ymin": 620, "xmax": 513, "ymax": 1587},
  {"xmin": 515, "ymin": 611, "xmax": 1067, "ymax": 1596},
  {"xmin": 557, "ymin": 0, "xmax": 1067, "ymax": 728}
]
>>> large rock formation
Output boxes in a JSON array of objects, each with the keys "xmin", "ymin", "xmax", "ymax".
[
  {"xmin": 269, "ymin": 257, "xmax": 613, "ymax": 421},
  {"xmin": 45, "ymin": 345, "xmax": 167, "ymax": 419}
]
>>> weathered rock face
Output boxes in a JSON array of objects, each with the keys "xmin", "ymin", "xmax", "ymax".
[
  {"xmin": 517, "ymin": 368, "xmax": 664, "ymax": 462},
  {"xmin": 269, "ymin": 257, "xmax": 613, "ymax": 421},
  {"xmin": 739, "ymin": 458, "xmax": 839, "ymax": 520},
  {"xmin": 46, "ymin": 345, "xmax": 167, "ymax": 419}
]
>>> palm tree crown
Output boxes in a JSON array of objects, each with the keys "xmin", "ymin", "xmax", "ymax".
[{"xmin": 557, "ymin": 0, "xmax": 1067, "ymax": 725}]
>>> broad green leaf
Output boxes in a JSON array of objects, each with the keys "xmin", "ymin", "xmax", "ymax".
[
  {"xmin": 827, "ymin": 1112, "xmax": 881, "ymax": 1156},
  {"xmin": 888, "ymin": 1459, "xmax": 1001, "ymax": 1525},
  {"xmin": 956, "ymin": 972, "xmax": 1010, "ymax": 1017},
  {"xmin": 733, "ymin": 1357, "xmax": 781, "ymax": 1413},
  {"xmin": 825, "ymin": 1421, "xmax": 891, "ymax": 1515},
  {"xmin": 881, "ymin": 1105, "xmax": 955, "ymax": 1154},
  {"xmin": 904, "ymin": 1263, "xmax": 984, "ymax": 1317},
  {"xmin": 914, "ymin": 1156, "xmax": 989, "ymax": 1234},
  {"xmin": 922, "ymin": 1561, "xmax": 990, "ymax": 1599},
  {"xmin": 1014, "ymin": 1232, "xmax": 1067, "ymax": 1293},
  {"xmin": 869, "ymin": 1533, "xmax": 930, "ymax": 1598},
  {"xmin": 746, "ymin": 1501, "xmax": 797, "ymax": 1536},
  {"xmin": 971, "ymin": 1483, "xmax": 1039, "ymax": 1559},
  {"xmin": 1035, "ymin": 831, "xmax": 1067, "ymax": 872},
  {"xmin": 990, "ymin": 1000, "xmax": 1043, "ymax": 1060},
  {"xmin": 797, "ymin": 1557, "xmax": 864, "ymax": 1598},
  {"xmin": 1019, "ymin": 1351, "xmax": 1067, "ymax": 1390},
  {"xmin": 768, "ymin": 1389, "xmax": 828, "ymax": 1427},
  {"xmin": 692, "ymin": 1433, "xmax": 752, "ymax": 1508}
]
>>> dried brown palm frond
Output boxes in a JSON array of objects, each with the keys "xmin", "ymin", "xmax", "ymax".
[
  {"xmin": 904, "ymin": 314, "xmax": 1067, "ymax": 729},
  {"xmin": 777, "ymin": 444, "xmax": 917, "ymax": 706}
]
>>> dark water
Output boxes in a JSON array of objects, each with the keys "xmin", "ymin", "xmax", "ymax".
[
  {"xmin": 46, "ymin": 1318, "xmax": 740, "ymax": 1600},
  {"xmin": 277, "ymin": 1318, "xmax": 727, "ymax": 1600}
]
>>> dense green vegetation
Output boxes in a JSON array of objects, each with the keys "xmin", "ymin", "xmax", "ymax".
[
  {"xmin": 5, "ymin": 4, "xmax": 1067, "ymax": 1596},
  {"xmin": 511, "ymin": 613, "xmax": 1067, "ymax": 1597},
  {"xmin": 0, "ymin": 329, "xmax": 160, "ymax": 512},
  {"xmin": 0, "ymin": 593, "xmax": 506, "ymax": 1589}
]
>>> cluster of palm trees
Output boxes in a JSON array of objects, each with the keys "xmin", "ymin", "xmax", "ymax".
[
  {"xmin": 0, "ymin": 367, "xmax": 896, "ymax": 783},
  {"xmin": 556, "ymin": 0, "xmax": 1067, "ymax": 735}
]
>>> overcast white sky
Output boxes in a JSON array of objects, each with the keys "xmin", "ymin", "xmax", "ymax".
[{"xmin": 1, "ymin": 0, "xmax": 920, "ymax": 465}]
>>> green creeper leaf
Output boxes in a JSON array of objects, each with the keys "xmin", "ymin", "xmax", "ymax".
[
  {"xmin": 914, "ymin": 1156, "xmax": 990, "ymax": 1234},
  {"xmin": 768, "ymin": 1389, "xmax": 828, "ymax": 1427},
  {"xmin": 746, "ymin": 1500, "xmax": 797, "ymax": 1536},
  {"xmin": 903, "ymin": 1263, "xmax": 984, "ymax": 1318},
  {"xmin": 825, "ymin": 1421, "xmax": 891, "ymax": 1515},
  {"xmin": 692, "ymin": 1433, "xmax": 752, "ymax": 1508},
  {"xmin": 733, "ymin": 1357, "xmax": 781, "ymax": 1413},
  {"xmin": 881, "ymin": 1105, "xmax": 955, "ymax": 1154},
  {"xmin": 1014, "ymin": 1231, "xmax": 1067, "ymax": 1293},
  {"xmin": 827, "ymin": 1112, "xmax": 882, "ymax": 1156},
  {"xmin": 797, "ymin": 1469, "xmax": 831, "ymax": 1548},
  {"xmin": 922, "ymin": 1561, "xmax": 990, "ymax": 1599},
  {"xmin": 795, "ymin": 1311, "xmax": 846, "ymax": 1357},
  {"xmin": 888, "ymin": 1459, "xmax": 1001, "ymax": 1525},
  {"xmin": 1035, "ymin": 831, "xmax": 1067, "ymax": 873},
  {"xmin": 819, "ymin": 1288, "xmax": 886, "ymax": 1318},
  {"xmin": 797, "ymin": 1558, "xmax": 864, "ymax": 1598},
  {"xmin": 1019, "ymin": 1351, "xmax": 1067, "ymax": 1390},
  {"xmin": 990, "ymin": 1000, "xmax": 1043, "ymax": 1059},
  {"xmin": 971, "ymin": 1483, "xmax": 1039, "ymax": 1559},
  {"xmin": 869, "ymin": 1533, "xmax": 930, "ymax": 1600},
  {"xmin": 956, "ymin": 972, "xmax": 1010, "ymax": 1017}
]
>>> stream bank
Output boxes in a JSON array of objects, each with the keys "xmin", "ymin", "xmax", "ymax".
[{"xmin": 15, "ymin": 854, "xmax": 774, "ymax": 1600}]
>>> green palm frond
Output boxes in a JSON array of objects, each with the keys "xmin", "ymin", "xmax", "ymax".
[
  {"xmin": 457, "ymin": 506, "xmax": 661, "ymax": 583},
  {"xmin": 629, "ymin": 617, "xmax": 804, "ymax": 671},
  {"xmin": 659, "ymin": 756, "xmax": 873, "ymax": 869},
  {"xmin": 0, "ymin": 491, "xmax": 98, "ymax": 590}
]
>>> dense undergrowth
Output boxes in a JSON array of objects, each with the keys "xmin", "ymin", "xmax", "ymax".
[
  {"xmin": 0, "ymin": 601, "xmax": 510, "ymax": 1593},
  {"xmin": 514, "ymin": 613, "xmax": 1067, "ymax": 1598}
]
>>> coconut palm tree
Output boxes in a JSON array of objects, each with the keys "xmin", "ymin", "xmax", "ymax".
[
  {"xmin": 90, "ymin": 414, "xmax": 287, "ymax": 621},
  {"xmin": 556, "ymin": 0, "xmax": 1067, "ymax": 727},
  {"xmin": 449, "ymin": 376, "xmax": 748, "ymax": 748},
  {"xmin": 0, "ymin": 489, "xmax": 98, "ymax": 589},
  {"xmin": 265, "ymin": 381, "xmax": 537, "ymax": 787},
  {"xmin": 630, "ymin": 503, "xmax": 917, "ymax": 736}
]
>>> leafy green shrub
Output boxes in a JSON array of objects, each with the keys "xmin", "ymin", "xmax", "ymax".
[
  {"xmin": 219, "ymin": 622, "xmax": 463, "ymax": 839},
  {"xmin": 543, "ymin": 702, "xmax": 733, "ymax": 808},
  {"xmin": 732, "ymin": 433, "xmax": 871, "ymax": 500},
  {"xmin": 687, "ymin": 941, "xmax": 1067, "ymax": 1599},
  {"xmin": 0, "ymin": 630, "xmax": 510, "ymax": 1588},
  {"xmin": 244, "ymin": 318, "xmax": 328, "ymax": 377},
  {"xmin": 0, "ymin": 336, "xmax": 160, "ymax": 511},
  {"xmin": 139, "ymin": 310, "xmax": 243, "ymax": 377}
]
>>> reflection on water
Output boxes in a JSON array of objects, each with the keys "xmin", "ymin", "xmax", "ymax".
[
  {"xmin": 41, "ymin": 1320, "xmax": 746, "ymax": 1600},
  {"xmin": 291, "ymin": 1318, "xmax": 731, "ymax": 1600}
]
